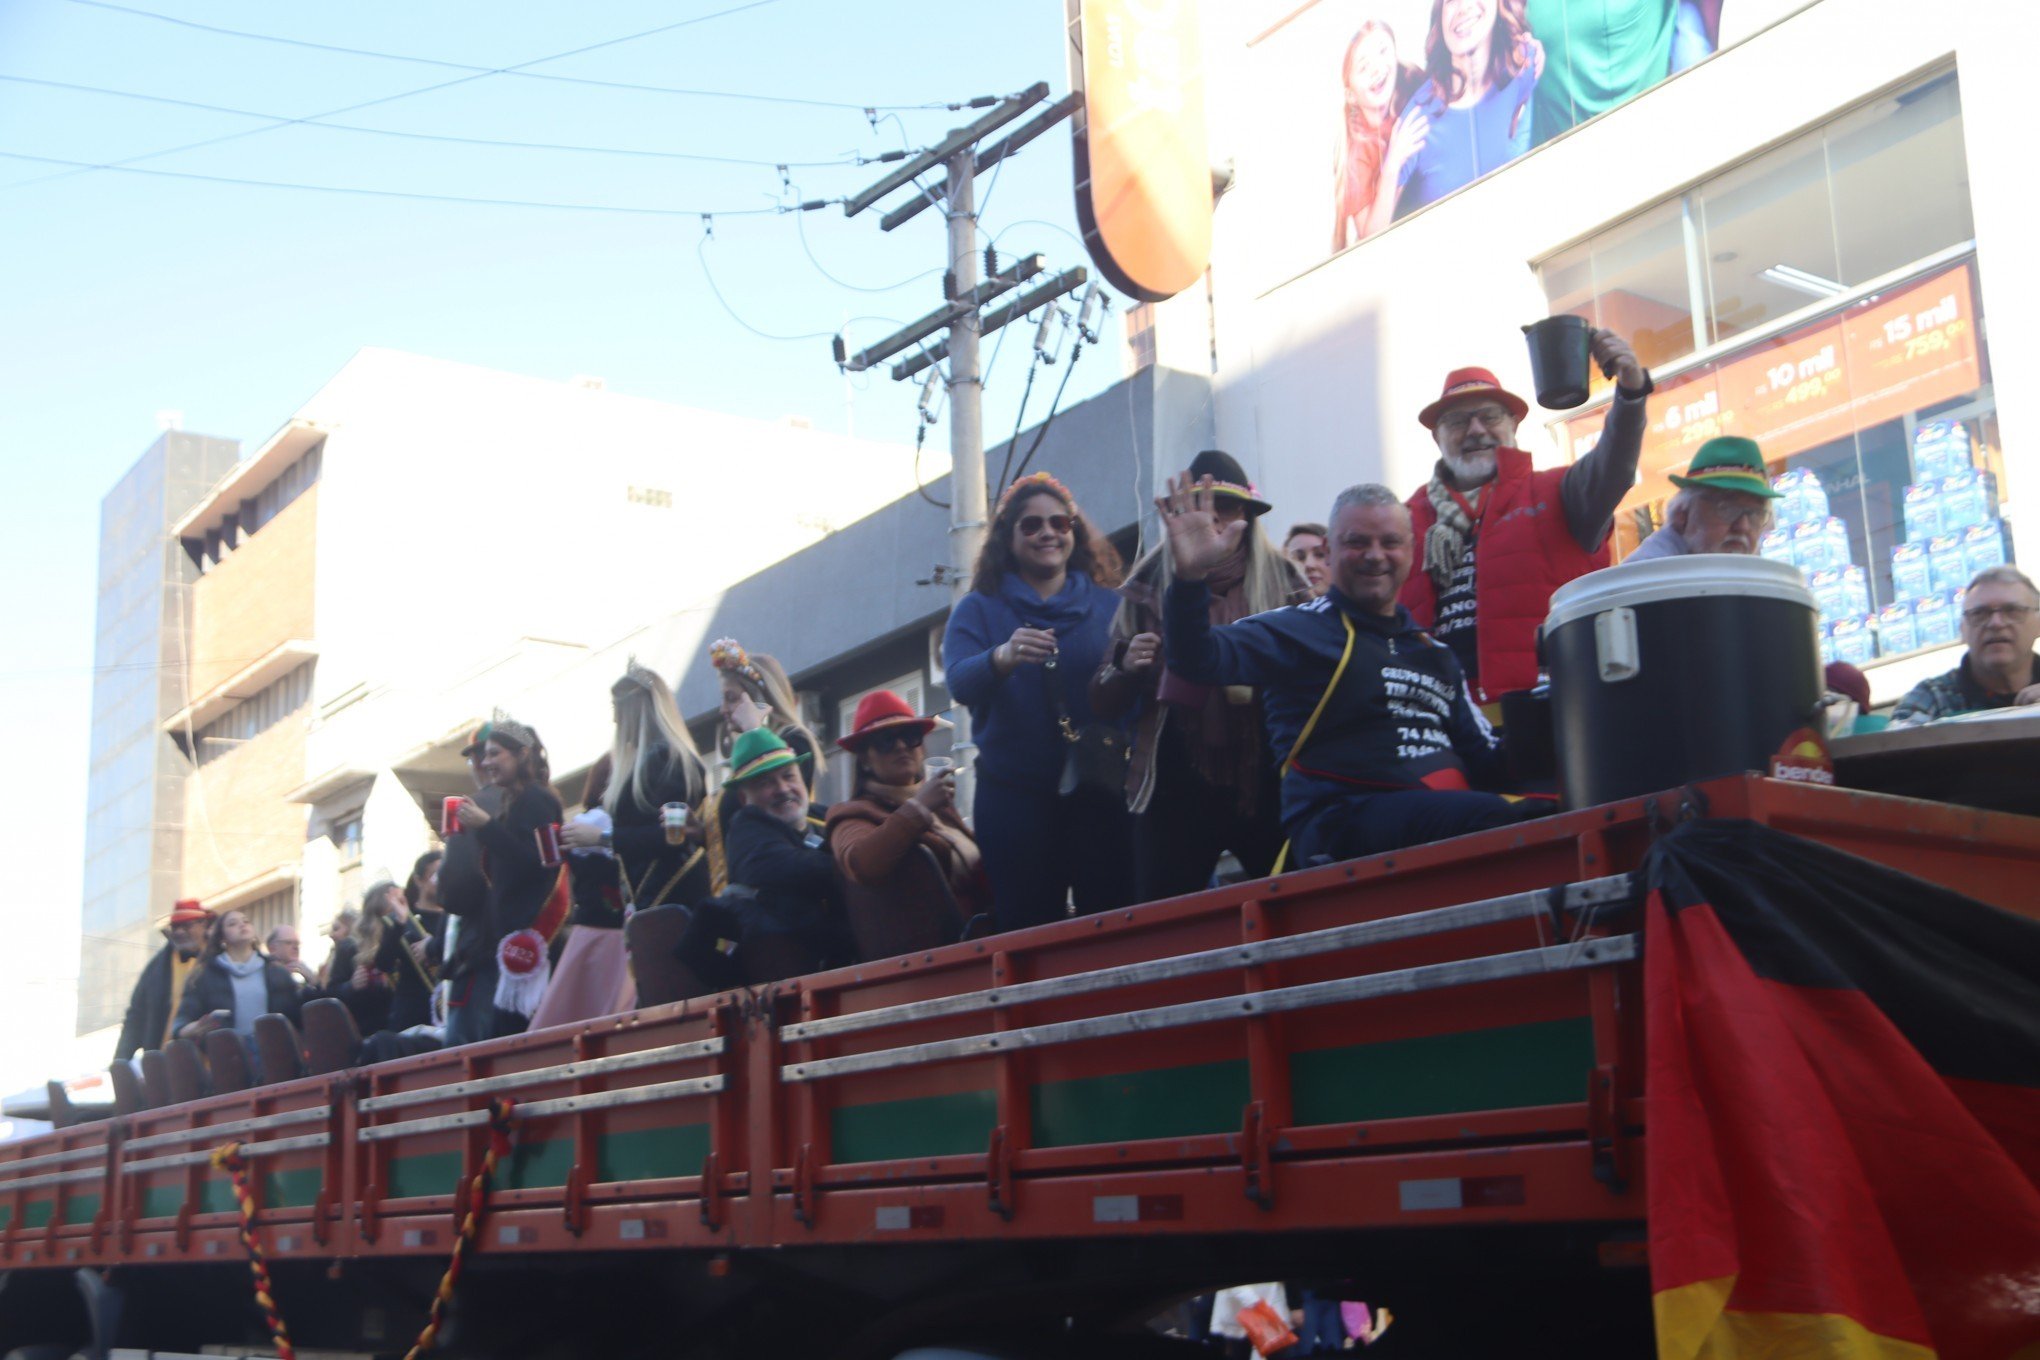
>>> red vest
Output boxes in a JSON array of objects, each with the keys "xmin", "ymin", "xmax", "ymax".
[{"xmin": 1401, "ymin": 448, "xmax": 1608, "ymax": 703}]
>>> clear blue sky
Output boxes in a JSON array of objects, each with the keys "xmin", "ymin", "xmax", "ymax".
[{"xmin": 0, "ymin": 0, "xmax": 1116, "ymax": 1069}]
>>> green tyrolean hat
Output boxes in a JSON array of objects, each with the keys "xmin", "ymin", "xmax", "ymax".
[
  {"xmin": 728, "ymin": 728, "xmax": 806, "ymax": 785},
  {"xmin": 1668, "ymin": 436, "xmax": 1780, "ymax": 500}
]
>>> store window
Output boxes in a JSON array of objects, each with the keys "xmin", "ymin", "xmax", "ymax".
[{"xmin": 1542, "ymin": 68, "xmax": 1999, "ymax": 673}]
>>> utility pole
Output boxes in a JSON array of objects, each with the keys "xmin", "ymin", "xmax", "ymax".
[{"xmin": 835, "ymin": 86, "xmax": 1087, "ymax": 811}]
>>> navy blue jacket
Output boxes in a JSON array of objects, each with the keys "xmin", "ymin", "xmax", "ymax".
[
  {"xmin": 944, "ymin": 570, "xmax": 1122, "ymax": 794},
  {"xmin": 1163, "ymin": 580, "xmax": 1506, "ymax": 834}
]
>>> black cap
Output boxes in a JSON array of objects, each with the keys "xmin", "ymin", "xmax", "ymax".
[{"xmin": 1186, "ymin": 449, "xmax": 1272, "ymax": 517}]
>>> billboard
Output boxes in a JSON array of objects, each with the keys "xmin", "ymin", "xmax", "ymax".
[
  {"xmin": 1067, "ymin": 0, "xmax": 1214, "ymax": 302},
  {"xmin": 1244, "ymin": 0, "xmax": 1805, "ymax": 279}
]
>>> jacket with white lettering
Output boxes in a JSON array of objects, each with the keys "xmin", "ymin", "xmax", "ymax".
[{"xmin": 1164, "ymin": 580, "xmax": 1507, "ymax": 835}]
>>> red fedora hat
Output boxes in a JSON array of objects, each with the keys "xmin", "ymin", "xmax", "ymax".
[
  {"xmin": 1417, "ymin": 367, "xmax": 1530, "ymax": 431},
  {"xmin": 837, "ymin": 690, "xmax": 944, "ymax": 753}
]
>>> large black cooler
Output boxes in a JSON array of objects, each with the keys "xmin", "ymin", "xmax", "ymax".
[{"xmin": 1543, "ymin": 555, "xmax": 1823, "ymax": 808}]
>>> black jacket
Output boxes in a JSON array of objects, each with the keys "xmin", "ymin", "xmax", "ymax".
[
  {"xmin": 114, "ymin": 941, "xmax": 190, "ymax": 1061},
  {"xmin": 725, "ymin": 802, "xmax": 840, "ymax": 943},
  {"xmin": 1165, "ymin": 581, "xmax": 1508, "ymax": 835},
  {"xmin": 375, "ymin": 908, "xmax": 446, "ymax": 1032},
  {"xmin": 608, "ymin": 746, "xmax": 710, "ymax": 915},
  {"xmin": 172, "ymin": 953, "xmax": 305, "ymax": 1035}
]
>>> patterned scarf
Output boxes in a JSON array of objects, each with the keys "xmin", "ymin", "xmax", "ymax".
[{"xmin": 1423, "ymin": 468, "xmax": 1483, "ymax": 594}]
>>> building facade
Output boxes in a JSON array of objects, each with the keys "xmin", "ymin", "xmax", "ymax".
[
  {"xmin": 1158, "ymin": 0, "xmax": 2030, "ymax": 706},
  {"xmin": 76, "ymin": 350, "xmax": 926, "ymax": 1041},
  {"xmin": 77, "ymin": 431, "xmax": 240, "ymax": 1035}
]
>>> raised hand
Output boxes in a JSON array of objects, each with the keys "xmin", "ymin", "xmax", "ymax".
[
  {"xmin": 1590, "ymin": 328, "xmax": 1647, "ymax": 393},
  {"xmin": 1156, "ymin": 473, "xmax": 1246, "ymax": 582}
]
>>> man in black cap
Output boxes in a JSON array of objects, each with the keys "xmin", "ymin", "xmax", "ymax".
[{"xmin": 1091, "ymin": 450, "xmax": 1311, "ymax": 899}]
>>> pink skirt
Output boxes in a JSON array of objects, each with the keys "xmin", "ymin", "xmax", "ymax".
[{"xmin": 530, "ymin": 925, "xmax": 635, "ymax": 1030}]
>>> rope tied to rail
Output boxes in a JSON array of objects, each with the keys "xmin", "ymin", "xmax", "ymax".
[
  {"xmin": 404, "ymin": 1095, "xmax": 519, "ymax": 1360},
  {"xmin": 210, "ymin": 1141, "xmax": 297, "ymax": 1360}
]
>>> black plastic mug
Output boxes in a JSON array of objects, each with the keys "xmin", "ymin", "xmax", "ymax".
[{"xmin": 1522, "ymin": 315, "xmax": 1594, "ymax": 410}]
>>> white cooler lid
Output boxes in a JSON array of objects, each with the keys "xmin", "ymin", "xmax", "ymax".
[{"xmin": 1545, "ymin": 554, "xmax": 1816, "ymax": 633}]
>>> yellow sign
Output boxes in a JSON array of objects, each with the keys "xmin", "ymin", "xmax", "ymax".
[{"xmin": 1066, "ymin": 0, "xmax": 1213, "ymax": 302}]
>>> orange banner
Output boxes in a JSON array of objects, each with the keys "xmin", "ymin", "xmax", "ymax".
[{"xmin": 1564, "ymin": 264, "xmax": 1983, "ymax": 501}]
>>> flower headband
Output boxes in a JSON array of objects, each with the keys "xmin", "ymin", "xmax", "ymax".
[
  {"xmin": 996, "ymin": 471, "xmax": 1076, "ymax": 517},
  {"xmin": 709, "ymin": 637, "xmax": 763, "ymax": 687}
]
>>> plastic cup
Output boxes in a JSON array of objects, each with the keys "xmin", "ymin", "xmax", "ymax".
[
  {"xmin": 660, "ymin": 802, "xmax": 690, "ymax": 846},
  {"xmin": 441, "ymin": 796, "xmax": 462, "ymax": 837},
  {"xmin": 1522, "ymin": 314, "xmax": 1595, "ymax": 410},
  {"xmin": 534, "ymin": 822, "xmax": 563, "ymax": 868}
]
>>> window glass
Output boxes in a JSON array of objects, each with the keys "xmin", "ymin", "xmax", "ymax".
[
  {"xmin": 1698, "ymin": 135, "xmax": 1844, "ymax": 347},
  {"xmin": 1826, "ymin": 72, "xmax": 1973, "ymax": 288}
]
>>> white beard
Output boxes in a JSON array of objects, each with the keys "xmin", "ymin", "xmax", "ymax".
[{"xmin": 1441, "ymin": 447, "xmax": 1499, "ymax": 486}]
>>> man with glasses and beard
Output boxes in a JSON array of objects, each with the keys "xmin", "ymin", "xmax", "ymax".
[
  {"xmin": 1400, "ymin": 330, "xmax": 1651, "ymax": 707},
  {"xmin": 1892, "ymin": 566, "xmax": 2040, "ymax": 724},
  {"xmin": 1626, "ymin": 437, "xmax": 1780, "ymax": 561}
]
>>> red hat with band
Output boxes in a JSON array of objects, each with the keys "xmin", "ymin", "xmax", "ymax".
[
  {"xmin": 837, "ymin": 689, "xmax": 944, "ymax": 754},
  {"xmin": 163, "ymin": 899, "xmax": 210, "ymax": 928},
  {"xmin": 1417, "ymin": 367, "xmax": 1530, "ymax": 431}
]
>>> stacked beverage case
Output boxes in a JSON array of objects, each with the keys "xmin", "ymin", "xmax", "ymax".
[{"xmin": 1756, "ymin": 419, "xmax": 2010, "ymax": 664}]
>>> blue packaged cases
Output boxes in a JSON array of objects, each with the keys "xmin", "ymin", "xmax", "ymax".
[
  {"xmin": 1891, "ymin": 542, "xmax": 1932, "ymax": 601},
  {"xmin": 1876, "ymin": 600, "xmax": 1918, "ymax": 656},
  {"xmin": 1904, "ymin": 482, "xmax": 1943, "ymax": 544},
  {"xmin": 1962, "ymin": 521, "xmax": 2008, "ymax": 580},
  {"xmin": 1938, "ymin": 470, "xmax": 1998, "ymax": 533},
  {"xmin": 1927, "ymin": 534, "xmax": 1969, "ymax": 595},
  {"xmin": 1913, "ymin": 593, "xmax": 1958, "ymax": 649},
  {"xmin": 1760, "ymin": 528, "xmax": 1796, "ymax": 566},
  {"xmin": 1808, "ymin": 567, "xmax": 1868, "ymax": 620},
  {"xmin": 1791, "ymin": 518, "xmax": 1850, "ymax": 573},
  {"xmin": 1911, "ymin": 420, "xmax": 1972, "ymax": 481},
  {"xmin": 1830, "ymin": 614, "xmax": 1877, "ymax": 666},
  {"xmin": 1770, "ymin": 468, "xmax": 1805, "ymax": 527},
  {"xmin": 1818, "ymin": 622, "xmax": 1838, "ymax": 667},
  {"xmin": 1798, "ymin": 471, "xmax": 1830, "ymax": 524}
]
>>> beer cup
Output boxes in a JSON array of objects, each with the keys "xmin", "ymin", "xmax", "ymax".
[
  {"xmin": 441, "ymin": 796, "xmax": 463, "ymax": 837},
  {"xmin": 660, "ymin": 802, "xmax": 690, "ymax": 846}
]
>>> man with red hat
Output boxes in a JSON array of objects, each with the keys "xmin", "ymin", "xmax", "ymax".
[
  {"xmin": 1402, "ymin": 330, "xmax": 1651, "ymax": 707},
  {"xmin": 114, "ymin": 898, "xmax": 211, "ymax": 1061}
]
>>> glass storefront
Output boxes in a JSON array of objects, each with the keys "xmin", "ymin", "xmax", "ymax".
[{"xmin": 1539, "ymin": 67, "xmax": 2002, "ymax": 671}]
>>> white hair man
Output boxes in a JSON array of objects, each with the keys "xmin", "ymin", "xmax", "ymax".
[
  {"xmin": 1892, "ymin": 566, "xmax": 2040, "ymax": 724},
  {"xmin": 1627, "ymin": 436, "xmax": 1781, "ymax": 561}
]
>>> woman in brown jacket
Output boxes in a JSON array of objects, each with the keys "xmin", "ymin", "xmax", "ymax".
[{"xmin": 824, "ymin": 691, "xmax": 989, "ymax": 958}]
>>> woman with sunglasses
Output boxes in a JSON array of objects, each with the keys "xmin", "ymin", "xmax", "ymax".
[
  {"xmin": 827, "ymin": 691, "xmax": 988, "ymax": 957},
  {"xmin": 943, "ymin": 472, "xmax": 1131, "ymax": 932}
]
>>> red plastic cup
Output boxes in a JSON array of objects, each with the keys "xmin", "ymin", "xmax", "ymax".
[
  {"xmin": 534, "ymin": 821, "xmax": 563, "ymax": 867},
  {"xmin": 441, "ymin": 796, "xmax": 463, "ymax": 837}
]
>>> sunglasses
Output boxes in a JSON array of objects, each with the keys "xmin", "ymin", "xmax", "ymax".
[
  {"xmin": 1017, "ymin": 513, "xmax": 1072, "ymax": 537},
  {"xmin": 866, "ymin": 728, "xmax": 925, "ymax": 753}
]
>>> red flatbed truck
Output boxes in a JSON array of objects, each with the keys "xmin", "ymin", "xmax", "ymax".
[{"xmin": 3, "ymin": 775, "xmax": 2036, "ymax": 1360}]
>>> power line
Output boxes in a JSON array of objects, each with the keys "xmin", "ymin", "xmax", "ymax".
[
  {"xmin": 0, "ymin": 72, "xmax": 868, "ymax": 170},
  {"xmin": 0, "ymin": 148, "xmax": 785, "ymax": 216},
  {"xmin": 694, "ymin": 234, "xmax": 841, "ymax": 343},
  {"xmin": 66, "ymin": 0, "xmax": 947, "ymax": 112},
  {"xmin": 793, "ymin": 200, "xmax": 942, "ymax": 294},
  {"xmin": 8, "ymin": 0, "xmax": 808, "ymax": 196}
]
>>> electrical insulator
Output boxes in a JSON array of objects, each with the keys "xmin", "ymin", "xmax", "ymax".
[
  {"xmin": 1077, "ymin": 284, "xmax": 1108, "ymax": 344},
  {"xmin": 1034, "ymin": 304, "xmax": 1070, "ymax": 366},
  {"xmin": 917, "ymin": 367, "xmax": 945, "ymax": 425}
]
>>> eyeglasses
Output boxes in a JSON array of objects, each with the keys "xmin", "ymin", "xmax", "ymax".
[
  {"xmin": 1962, "ymin": 603, "xmax": 2037, "ymax": 625},
  {"xmin": 866, "ymin": 728, "xmax": 925, "ymax": 753},
  {"xmin": 1017, "ymin": 513, "xmax": 1072, "ymax": 536},
  {"xmin": 1695, "ymin": 495, "xmax": 1772, "ymax": 528},
  {"xmin": 1437, "ymin": 405, "xmax": 1513, "ymax": 435}
]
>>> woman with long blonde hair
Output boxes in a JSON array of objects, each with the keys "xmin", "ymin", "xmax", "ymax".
[
  {"xmin": 1092, "ymin": 451, "xmax": 1308, "ymax": 902},
  {"xmin": 548, "ymin": 663, "xmax": 712, "ymax": 1025}
]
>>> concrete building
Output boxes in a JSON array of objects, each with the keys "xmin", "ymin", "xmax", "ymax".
[
  {"xmin": 1150, "ymin": 0, "xmax": 2027, "ymax": 705},
  {"xmin": 78, "ymin": 349, "xmax": 924, "ymax": 1036},
  {"xmin": 77, "ymin": 430, "xmax": 240, "ymax": 1037}
]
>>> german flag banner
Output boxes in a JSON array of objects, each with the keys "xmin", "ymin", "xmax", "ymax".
[{"xmin": 1643, "ymin": 820, "xmax": 2040, "ymax": 1360}]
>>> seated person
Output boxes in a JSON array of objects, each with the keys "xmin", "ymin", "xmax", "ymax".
[
  {"xmin": 826, "ymin": 691, "xmax": 987, "ymax": 952},
  {"xmin": 1158, "ymin": 474, "xmax": 1538, "ymax": 867},
  {"xmin": 266, "ymin": 923, "xmax": 317, "ymax": 991},
  {"xmin": 1626, "ymin": 437, "xmax": 1780, "ymax": 561},
  {"xmin": 1892, "ymin": 566, "xmax": 2040, "ymax": 724},
  {"xmin": 723, "ymin": 728, "xmax": 845, "ymax": 981},
  {"xmin": 114, "ymin": 899, "xmax": 209, "ymax": 1061},
  {"xmin": 174, "ymin": 907, "xmax": 304, "ymax": 1042}
]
